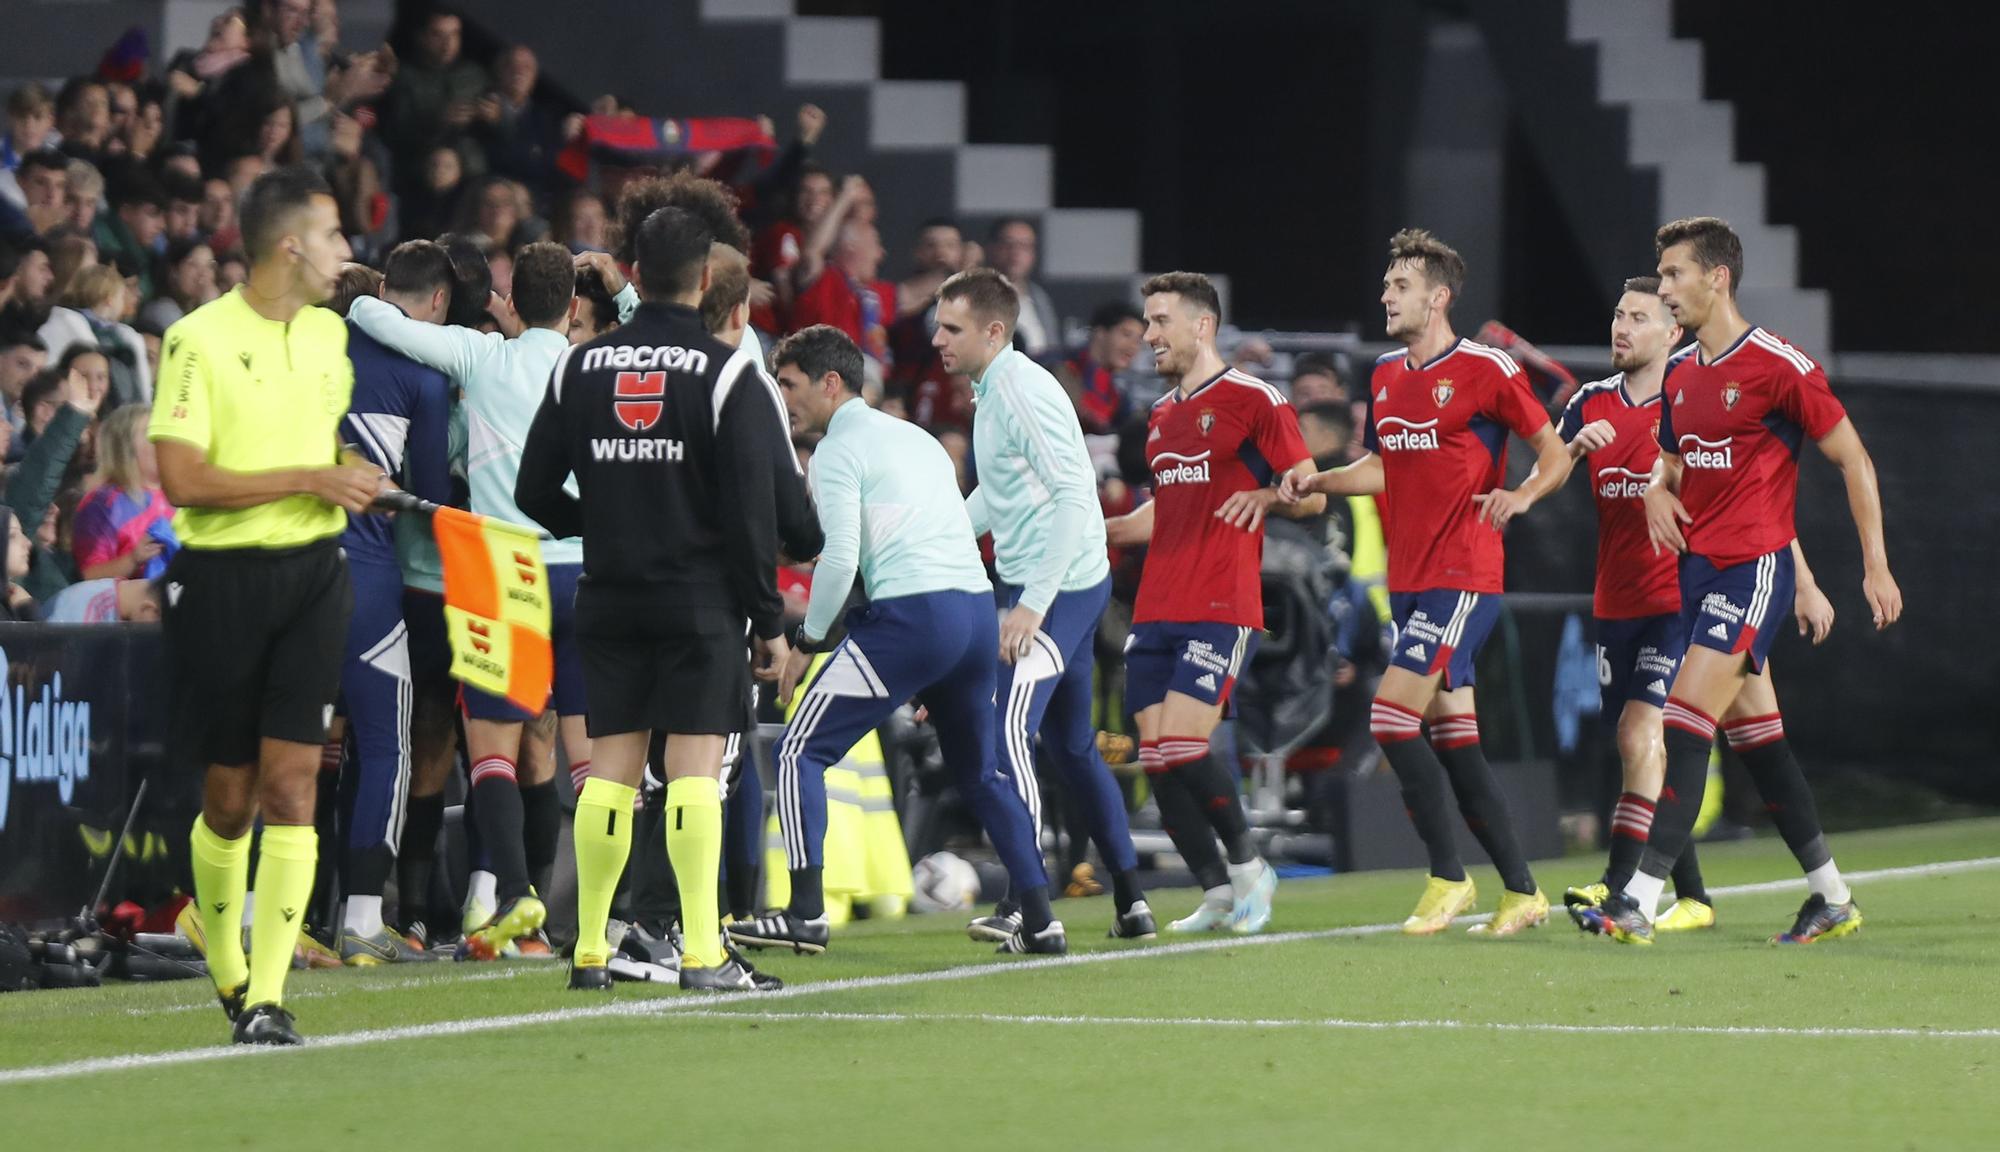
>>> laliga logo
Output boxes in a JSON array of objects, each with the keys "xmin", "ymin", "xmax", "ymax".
[
  {"xmin": 1152, "ymin": 449, "xmax": 1211, "ymax": 486},
  {"xmin": 1680, "ymin": 433, "xmax": 1734, "ymax": 470},
  {"xmin": 1377, "ymin": 416, "xmax": 1441, "ymax": 452},
  {"xmin": 0, "ymin": 648, "xmax": 94, "ymax": 836}
]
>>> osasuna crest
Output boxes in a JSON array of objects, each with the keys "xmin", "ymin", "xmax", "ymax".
[
  {"xmin": 1432, "ymin": 379, "xmax": 1454, "ymax": 408},
  {"xmin": 1197, "ymin": 409, "xmax": 1215, "ymax": 436},
  {"xmin": 1722, "ymin": 382, "xmax": 1742, "ymax": 411}
]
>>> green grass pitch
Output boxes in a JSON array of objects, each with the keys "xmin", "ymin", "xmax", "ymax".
[{"xmin": 5, "ymin": 818, "xmax": 1998, "ymax": 1150}]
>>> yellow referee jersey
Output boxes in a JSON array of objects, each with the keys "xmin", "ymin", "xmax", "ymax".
[{"xmin": 149, "ymin": 289, "xmax": 354, "ymax": 550}]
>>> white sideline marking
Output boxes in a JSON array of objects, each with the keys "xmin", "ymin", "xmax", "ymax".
[
  {"xmin": 3, "ymin": 854, "xmax": 1996, "ymax": 1085},
  {"xmin": 665, "ymin": 1008, "xmax": 2000, "ymax": 1042}
]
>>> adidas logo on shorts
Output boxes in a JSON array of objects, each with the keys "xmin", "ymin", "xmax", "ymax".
[
  {"xmin": 1647, "ymin": 679, "xmax": 1668, "ymax": 696},
  {"xmin": 1404, "ymin": 643, "xmax": 1427, "ymax": 661},
  {"xmin": 1708, "ymin": 622, "xmax": 1730, "ymax": 641},
  {"xmin": 1195, "ymin": 673, "xmax": 1217, "ymax": 691}
]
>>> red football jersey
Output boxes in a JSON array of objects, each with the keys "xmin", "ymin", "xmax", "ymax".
[
  {"xmin": 1364, "ymin": 339, "xmax": 1551, "ymax": 594},
  {"xmin": 1559, "ymin": 375, "xmax": 1680, "ymax": 619},
  {"xmin": 1134, "ymin": 368, "xmax": 1311, "ymax": 628},
  {"xmin": 1658, "ymin": 327, "xmax": 1846, "ymax": 568}
]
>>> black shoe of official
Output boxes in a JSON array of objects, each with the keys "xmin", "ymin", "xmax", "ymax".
[
  {"xmin": 725, "ymin": 910, "xmax": 829, "ymax": 956},
  {"xmin": 723, "ymin": 942, "xmax": 785, "ymax": 991},
  {"xmin": 1109, "ymin": 901, "xmax": 1158, "ymax": 941},
  {"xmin": 998, "ymin": 920, "xmax": 1068, "ymax": 955},
  {"xmin": 216, "ymin": 982, "xmax": 246, "ymax": 1024},
  {"xmin": 679, "ymin": 955, "xmax": 772, "ymax": 993},
  {"xmin": 567, "ymin": 963, "xmax": 614, "ymax": 992},
  {"xmin": 608, "ymin": 919, "xmax": 683, "ymax": 983},
  {"xmin": 966, "ymin": 908, "xmax": 1023, "ymax": 944},
  {"xmin": 231, "ymin": 1002, "xmax": 303, "ymax": 1045}
]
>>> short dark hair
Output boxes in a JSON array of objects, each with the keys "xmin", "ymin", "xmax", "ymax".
[
  {"xmin": 326, "ymin": 263, "xmax": 383, "ymax": 316},
  {"xmin": 510, "ymin": 241, "xmax": 576, "ymax": 327},
  {"xmin": 162, "ymin": 170, "xmax": 205, "ymax": 208},
  {"xmin": 937, "ymin": 267, "xmax": 1019, "ymax": 332},
  {"xmin": 435, "ymin": 232, "xmax": 492, "ymax": 329},
  {"xmin": 20, "ymin": 368, "xmax": 66, "ymax": 416},
  {"xmin": 573, "ymin": 266, "xmax": 618, "ymax": 336},
  {"xmin": 237, "ymin": 164, "xmax": 333, "ymax": 260},
  {"xmin": 382, "ymin": 239, "xmax": 456, "ymax": 302},
  {"xmin": 7, "ymin": 81, "xmax": 52, "ymax": 120},
  {"xmin": 701, "ymin": 246, "xmax": 750, "ymax": 336},
  {"xmin": 108, "ymin": 164, "xmax": 167, "ymax": 212},
  {"xmin": 772, "ymin": 325, "xmax": 864, "ymax": 395},
  {"xmin": 635, "ymin": 207, "xmax": 713, "ymax": 298},
  {"xmin": 1622, "ymin": 275, "xmax": 1663, "ymax": 297},
  {"xmin": 0, "ymin": 239, "xmax": 18, "ymax": 283},
  {"xmin": 1089, "ymin": 300, "xmax": 1142, "ymax": 331},
  {"xmin": 1139, "ymin": 271, "xmax": 1221, "ymax": 320},
  {"xmin": 918, "ymin": 216, "xmax": 961, "ymax": 237},
  {"xmin": 613, "ymin": 172, "xmax": 748, "ymax": 264},
  {"xmin": 988, "ymin": 216, "xmax": 1036, "ymax": 243},
  {"xmin": 0, "ymin": 327, "xmax": 46, "ymax": 354},
  {"xmin": 1386, "ymin": 228, "xmax": 1466, "ymax": 304},
  {"xmin": 19, "ymin": 148, "xmax": 68, "ymax": 177},
  {"xmin": 55, "ymin": 342, "xmax": 106, "ymax": 377},
  {"xmin": 163, "ymin": 235, "xmax": 210, "ymax": 272},
  {"xmin": 1654, "ymin": 216, "xmax": 1743, "ymax": 297},
  {"xmin": 1291, "ymin": 351, "xmax": 1342, "ymax": 384},
  {"xmin": 54, "ymin": 77, "xmax": 103, "ymax": 121}
]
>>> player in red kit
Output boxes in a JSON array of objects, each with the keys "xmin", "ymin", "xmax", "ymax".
[
  {"xmin": 1584, "ymin": 217, "xmax": 1902, "ymax": 946},
  {"xmin": 1281, "ymin": 230, "xmax": 1571, "ymax": 937},
  {"xmin": 1105, "ymin": 272, "xmax": 1322, "ymax": 934}
]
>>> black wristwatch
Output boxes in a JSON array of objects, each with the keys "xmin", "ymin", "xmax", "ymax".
[{"xmin": 789, "ymin": 623, "xmax": 825, "ymax": 654}]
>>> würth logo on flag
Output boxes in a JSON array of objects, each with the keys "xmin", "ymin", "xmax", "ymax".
[{"xmin": 614, "ymin": 370, "xmax": 666, "ymax": 432}]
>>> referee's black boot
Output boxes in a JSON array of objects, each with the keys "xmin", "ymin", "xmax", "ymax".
[
  {"xmin": 997, "ymin": 919, "xmax": 1068, "ymax": 956},
  {"xmin": 966, "ymin": 904, "xmax": 1022, "ymax": 944},
  {"xmin": 679, "ymin": 954, "xmax": 773, "ymax": 993},
  {"xmin": 216, "ymin": 981, "xmax": 247, "ymax": 1024},
  {"xmin": 232, "ymin": 1003, "xmax": 303, "ymax": 1046},
  {"xmin": 567, "ymin": 962, "xmax": 614, "ymax": 992},
  {"xmin": 725, "ymin": 910, "xmax": 829, "ymax": 956}
]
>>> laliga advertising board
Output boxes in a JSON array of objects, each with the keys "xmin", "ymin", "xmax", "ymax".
[{"xmin": 0, "ymin": 626, "xmax": 173, "ymax": 927}]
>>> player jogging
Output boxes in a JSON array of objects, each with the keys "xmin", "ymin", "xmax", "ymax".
[
  {"xmin": 1104, "ymin": 272, "xmax": 1319, "ymax": 935},
  {"xmin": 1281, "ymin": 229, "xmax": 1567, "ymax": 937},
  {"xmin": 1584, "ymin": 217, "xmax": 1902, "ymax": 945},
  {"xmin": 931, "ymin": 267, "xmax": 1155, "ymax": 944}
]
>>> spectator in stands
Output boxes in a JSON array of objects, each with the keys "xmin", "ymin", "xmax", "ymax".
[
  {"xmin": 0, "ymin": 237, "xmax": 53, "ymax": 331},
  {"xmin": 6, "ymin": 364, "xmax": 99, "ymax": 600},
  {"xmin": 326, "ymin": 111, "xmax": 394, "ymax": 263},
  {"xmin": 404, "ymin": 144, "xmax": 465, "ymax": 241},
  {"xmin": 1058, "ymin": 300, "xmax": 1143, "ymax": 435},
  {"xmin": 895, "ymin": 218, "xmax": 965, "ymax": 318},
  {"xmin": 381, "ymin": 7, "xmax": 489, "ymax": 202},
  {"xmin": 41, "ymin": 268, "xmax": 150, "ymax": 406},
  {"xmin": 163, "ymin": 7, "xmax": 252, "ymax": 148},
  {"xmin": 229, "ymin": 152, "xmax": 269, "ymax": 196},
  {"xmin": 40, "ymin": 572, "xmax": 161, "ymax": 623},
  {"xmin": 121, "ymin": 84, "xmax": 167, "ymax": 162},
  {"xmin": 1, "ymin": 328, "xmax": 46, "ymax": 437},
  {"xmin": 259, "ymin": 0, "xmax": 394, "ymax": 160},
  {"xmin": 1289, "ymin": 350, "xmax": 1347, "ymax": 406},
  {"xmin": 140, "ymin": 239, "xmax": 217, "ymax": 329},
  {"xmin": 72, "ymin": 402, "xmax": 176, "ymax": 581},
  {"xmin": 791, "ymin": 174, "xmax": 892, "ymax": 366},
  {"xmin": 1, "ymin": 85, "xmax": 57, "ymax": 209},
  {"xmin": 65, "ymin": 159, "xmax": 103, "ymax": 235},
  {"xmin": 476, "ymin": 44, "xmax": 569, "ymax": 208},
  {"xmin": 254, "ymin": 100, "xmax": 300, "ymax": 165},
  {"xmin": 55, "ymin": 78, "xmax": 113, "ymax": 163},
  {"xmin": 461, "ymin": 176, "xmax": 533, "ymax": 250},
  {"xmin": 45, "ymin": 232, "xmax": 98, "ymax": 307},
  {"xmin": 12, "ymin": 150, "xmax": 70, "ymax": 237},
  {"xmin": 199, "ymin": 176, "xmax": 238, "ymax": 250},
  {"xmin": 2, "ymin": 508, "xmax": 39, "ymax": 621},
  {"xmin": 162, "ymin": 172, "xmax": 205, "ymax": 243},
  {"xmin": 553, "ymin": 188, "xmax": 607, "ymax": 253},
  {"xmin": 987, "ymin": 217, "xmax": 1058, "ymax": 357},
  {"xmin": 93, "ymin": 160, "xmax": 168, "ymax": 299},
  {"xmin": 751, "ymin": 159, "xmax": 831, "ymax": 331},
  {"xmin": 216, "ymin": 248, "xmax": 248, "ymax": 293}
]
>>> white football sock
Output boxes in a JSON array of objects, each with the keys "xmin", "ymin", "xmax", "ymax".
[
  {"xmin": 467, "ymin": 870, "xmax": 497, "ymax": 912},
  {"xmin": 1226, "ymin": 858, "xmax": 1265, "ymax": 903},
  {"xmin": 343, "ymin": 894, "xmax": 383, "ymax": 937},
  {"xmin": 1805, "ymin": 861, "xmax": 1851, "ymax": 906},
  {"xmin": 1202, "ymin": 884, "xmax": 1234, "ymax": 910},
  {"xmin": 1624, "ymin": 870, "xmax": 1667, "ymax": 923}
]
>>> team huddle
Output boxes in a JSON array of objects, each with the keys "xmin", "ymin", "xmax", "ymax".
[{"xmin": 155, "ymin": 162, "xmax": 1901, "ymax": 1045}]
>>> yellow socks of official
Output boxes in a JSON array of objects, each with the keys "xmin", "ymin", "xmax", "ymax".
[
  {"xmin": 666, "ymin": 776, "xmax": 724, "ymax": 969},
  {"xmin": 245, "ymin": 824, "xmax": 316, "ymax": 1007},
  {"xmin": 189, "ymin": 815, "xmax": 251, "ymax": 993},
  {"xmin": 572, "ymin": 776, "xmax": 637, "ymax": 967}
]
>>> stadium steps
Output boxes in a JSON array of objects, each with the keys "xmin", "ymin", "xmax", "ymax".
[{"xmin": 1564, "ymin": 0, "xmax": 1831, "ymax": 351}]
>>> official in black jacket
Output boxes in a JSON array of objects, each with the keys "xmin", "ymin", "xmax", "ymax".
[{"xmin": 515, "ymin": 205, "xmax": 788, "ymax": 993}]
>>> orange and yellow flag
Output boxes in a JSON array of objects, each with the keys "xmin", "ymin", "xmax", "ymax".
[{"xmin": 431, "ymin": 506, "xmax": 552, "ymax": 714}]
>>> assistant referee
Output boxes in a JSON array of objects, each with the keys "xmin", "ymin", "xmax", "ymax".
[{"xmin": 150, "ymin": 166, "xmax": 386, "ymax": 1046}]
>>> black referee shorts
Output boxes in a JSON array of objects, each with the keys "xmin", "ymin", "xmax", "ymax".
[
  {"xmin": 163, "ymin": 539, "xmax": 352, "ymax": 768},
  {"xmin": 575, "ymin": 585, "xmax": 750, "ymax": 739}
]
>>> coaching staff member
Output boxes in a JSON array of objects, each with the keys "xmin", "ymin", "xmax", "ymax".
[
  {"xmin": 517, "ymin": 205, "xmax": 790, "ymax": 994},
  {"xmin": 150, "ymin": 165, "xmax": 387, "ymax": 1046}
]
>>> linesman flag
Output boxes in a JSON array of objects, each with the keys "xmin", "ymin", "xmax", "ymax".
[{"xmin": 430, "ymin": 505, "xmax": 553, "ymax": 714}]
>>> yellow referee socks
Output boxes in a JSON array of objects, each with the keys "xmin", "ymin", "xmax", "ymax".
[
  {"xmin": 189, "ymin": 815, "xmax": 250, "ymax": 993},
  {"xmin": 572, "ymin": 777, "xmax": 637, "ymax": 967},
  {"xmin": 245, "ymin": 824, "xmax": 316, "ymax": 1008},
  {"xmin": 666, "ymin": 776, "xmax": 724, "ymax": 969}
]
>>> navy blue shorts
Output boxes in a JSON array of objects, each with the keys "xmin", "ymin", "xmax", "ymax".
[
  {"xmin": 1123, "ymin": 620, "xmax": 1257, "ymax": 713},
  {"xmin": 461, "ymin": 562, "xmax": 587, "ymax": 721},
  {"xmin": 1596, "ymin": 613, "xmax": 1686, "ymax": 714},
  {"xmin": 1679, "ymin": 547, "xmax": 1794, "ymax": 675},
  {"xmin": 1388, "ymin": 589, "xmax": 1502, "ymax": 691}
]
